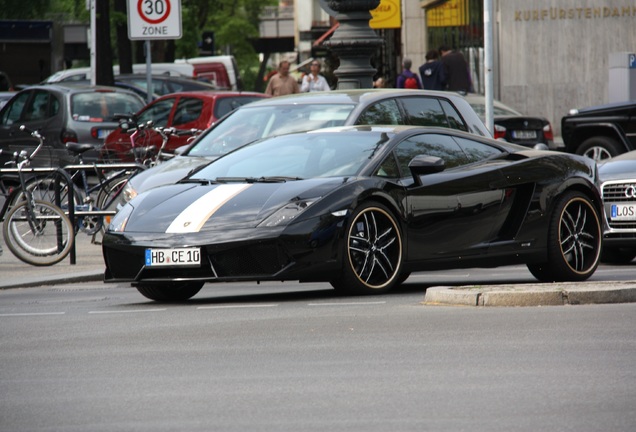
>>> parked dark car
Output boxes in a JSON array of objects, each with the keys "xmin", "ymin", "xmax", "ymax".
[
  {"xmin": 597, "ymin": 150, "xmax": 636, "ymax": 263},
  {"xmin": 100, "ymin": 90, "xmax": 268, "ymax": 162},
  {"xmin": 0, "ymin": 83, "xmax": 145, "ymax": 168},
  {"xmin": 115, "ymin": 89, "xmax": 493, "ymax": 205},
  {"xmin": 464, "ymin": 94, "xmax": 557, "ymax": 150},
  {"xmin": 561, "ymin": 101, "xmax": 636, "ymax": 161},
  {"xmin": 115, "ymin": 74, "xmax": 220, "ymax": 96},
  {"xmin": 102, "ymin": 125, "xmax": 603, "ymax": 301}
]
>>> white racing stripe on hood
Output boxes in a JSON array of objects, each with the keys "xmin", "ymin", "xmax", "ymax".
[{"xmin": 166, "ymin": 184, "xmax": 252, "ymax": 233}]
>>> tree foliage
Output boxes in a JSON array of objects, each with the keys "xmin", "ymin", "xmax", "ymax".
[{"xmin": 1, "ymin": 0, "xmax": 277, "ymax": 91}]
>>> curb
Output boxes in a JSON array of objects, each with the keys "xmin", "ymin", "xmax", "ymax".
[
  {"xmin": 0, "ymin": 272, "xmax": 104, "ymax": 290},
  {"xmin": 423, "ymin": 282, "xmax": 636, "ymax": 307}
]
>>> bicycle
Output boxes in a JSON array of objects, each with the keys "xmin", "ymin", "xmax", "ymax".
[
  {"xmin": 7, "ymin": 127, "xmax": 147, "ymax": 244},
  {"xmin": 1, "ymin": 126, "xmax": 75, "ymax": 266},
  {"xmin": 117, "ymin": 114, "xmax": 201, "ymax": 167}
]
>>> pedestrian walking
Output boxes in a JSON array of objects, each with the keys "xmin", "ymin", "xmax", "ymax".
[
  {"xmin": 301, "ymin": 60, "xmax": 331, "ymax": 92},
  {"xmin": 396, "ymin": 58, "xmax": 422, "ymax": 89},
  {"xmin": 439, "ymin": 45, "xmax": 473, "ymax": 93},
  {"xmin": 418, "ymin": 50, "xmax": 446, "ymax": 91},
  {"xmin": 265, "ymin": 60, "xmax": 300, "ymax": 96}
]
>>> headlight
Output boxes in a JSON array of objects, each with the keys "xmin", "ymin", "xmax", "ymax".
[
  {"xmin": 258, "ymin": 198, "xmax": 318, "ymax": 227},
  {"xmin": 122, "ymin": 182, "xmax": 138, "ymax": 203},
  {"xmin": 108, "ymin": 203, "xmax": 133, "ymax": 232}
]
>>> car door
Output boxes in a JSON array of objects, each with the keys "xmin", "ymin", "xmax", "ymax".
[
  {"xmin": 0, "ymin": 89, "xmax": 63, "ymax": 167},
  {"xmin": 384, "ymin": 132, "xmax": 506, "ymax": 261}
]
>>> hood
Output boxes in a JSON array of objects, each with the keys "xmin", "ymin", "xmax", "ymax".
[
  {"xmin": 598, "ymin": 156, "xmax": 636, "ymax": 182},
  {"xmin": 123, "ymin": 178, "xmax": 345, "ymax": 233},
  {"xmin": 129, "ymin": 156, "xmax": 213, "ymax": 194}
]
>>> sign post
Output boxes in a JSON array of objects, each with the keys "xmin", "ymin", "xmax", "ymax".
[{"xmin": 127, "ymin": 0, "xmax": 182, "ymax": 102}]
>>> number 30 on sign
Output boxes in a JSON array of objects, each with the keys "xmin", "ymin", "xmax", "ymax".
[{"xmin": 127, "ymin": 0, "xmax": 182, "ymax": 40}]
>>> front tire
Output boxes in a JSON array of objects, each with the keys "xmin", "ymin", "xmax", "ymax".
[
  {"xmin": 331, "ymin": 202, "xmax": 403, "ymax": 295},
  {"xmin": 135, "ymin": 282, "xmax": 204, "ymax": 301},
  {"xmin": 527, "ymin": 191, "xmax": 601, "ymax": 282}
]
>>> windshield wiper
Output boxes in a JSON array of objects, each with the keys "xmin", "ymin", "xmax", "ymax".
[
  {"xmin": 178, "ymin": 178, "xmax": 215, "ymax": 185},
  {"xmin": 256, "ymin": 176, "xmax": 303, "ymax": 183}
]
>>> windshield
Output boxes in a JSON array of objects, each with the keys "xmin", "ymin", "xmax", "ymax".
[
  {"xmin": 187, "ymin": 103, "xmax": 356, "ymax": 157},
  {"xmin": 191, "ymin": 130, "xmax": 392, "ymax": 181}
]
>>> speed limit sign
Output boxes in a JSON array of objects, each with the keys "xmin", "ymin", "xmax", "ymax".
[{"xmin": 127, "ymin": 0, "xmax": 182, "ymax": 40}]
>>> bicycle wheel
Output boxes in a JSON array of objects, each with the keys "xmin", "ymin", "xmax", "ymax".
[
  {"xmin": 3, "ymin": 199, "xmax": 75, "ymax": 266},
  {"xmin": 96, "ymin": 176, "xmax": 129, "ymax": 212},
  {"xmin": 12, "ymin": 175, "xmax": 82, "ymax": 210}
]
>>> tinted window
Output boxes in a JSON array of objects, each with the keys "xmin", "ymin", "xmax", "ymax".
[
  {"xmin": 213, "ymin": 97, "xmax": 264, "ymax": 119},
  {"xmin": 394, "ymin": 133, "xmax": 466, "ymax": 175},
  {"xmin": 440, "ymin": 99, "xmax": 469, "ymax": 132},
  {"xmin": 138, "ymin": 97, "xmax": 175, "ymax": 127},
  {"xmin": 1, "ymin": 91, "xmax": 30, "ymax": 125},
  {"xmin": 452, "ymin": 136, "xmax": 502, "ymax": 162},
  {"xmin": 24, "ymin": 90, "xmax": 56, "ymax": 122},
  {"xmin": 355, "ymin": 99, "xmax": 402, "ymax": 125},
  {"xmin": 172, "ymin": 97, "xmax": 203, "ymax": 126},
  {"xmin": 400, "ymin": 97, "xmax": 449, "ymax": 127}
]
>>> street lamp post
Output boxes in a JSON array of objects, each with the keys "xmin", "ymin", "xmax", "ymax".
[{"xmin": 322, "ymin": 0, "xmax": 384, "ymax": 89}]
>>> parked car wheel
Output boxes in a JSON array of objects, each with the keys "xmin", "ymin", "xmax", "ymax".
[
  {"xmin": 331, "ymin": 202, "xmax": 403, "ymax": 295},
  {"xmin": 577, "ymin": 136, "xmax": 622, "ymax": 161},
  {"xmin": 136, "ymin": 282, "xmax": 204, "ymax": 301},
  {"xmin": 527, "ymin": 192, "xmax": 601, "ymax": 281}
]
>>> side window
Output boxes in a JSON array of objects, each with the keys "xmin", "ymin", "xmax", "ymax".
[
  {"xmin": 440, "ymin": 99, "xmax": 469, "ymax": 132},
  {"xmin": 453, "ymin": 136, "xmax": 503, "ymax": 163},
  {"xmin": 138, "ymin": 98, "xmax": 175, "ymax": 127},
  {"xmin": 394, "ymin": 133, "xmax": 467, "ymax": 175},
  {"xmin": 400, "ymin": 97, "xmax": 449, "ymax": 127},
  {"xmin": 355, "ymin": 99, "xmax": 402, "ymax": 125},
  {"xmin": 172, "ymin": 98, "xmax": 203, "ymax": 126},
  {"xmin": 0, "ymin": 91, "xmax": 30, "ymax": 125},
  {"xmin": 376, "ymin": 153, "xmax": 401, "ymax": 178},
  {"xmin": 24, "ymin": 91, "xmax": 52, "ymax": 122}
]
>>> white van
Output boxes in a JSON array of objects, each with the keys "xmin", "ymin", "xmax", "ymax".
[{"xmin": 43, "ymin": 55, "xmax": 241, "ymax": 90}]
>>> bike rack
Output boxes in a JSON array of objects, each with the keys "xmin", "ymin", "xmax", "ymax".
[{"xmin": 0, "ymin": 162, "xmax": 145, "ymax": 265}]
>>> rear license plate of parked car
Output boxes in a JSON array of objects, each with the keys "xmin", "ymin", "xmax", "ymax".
[
  {"xmin": 145, "ymin": 248, "xmax": 201, "ymax": 267},
  {"xmin": 97, "ymin": 129, "xmax": 113, "ymax": 139},
  {"xmin": 512, "ymin": 130, "xmax": 537, "ymax": 139},
  {"xmin": 611, "ymin": 204, "xmax": 636, "ymax": 220}
]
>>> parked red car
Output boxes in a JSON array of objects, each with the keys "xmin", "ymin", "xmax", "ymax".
[{"xmin": 100, "ymin": 91, "xmax": 268, "ymax": 162}]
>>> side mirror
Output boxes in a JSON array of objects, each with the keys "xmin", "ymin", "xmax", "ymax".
[{"xmin": 408, "ymin": 155, "xmax": 445, "ymax": 186}]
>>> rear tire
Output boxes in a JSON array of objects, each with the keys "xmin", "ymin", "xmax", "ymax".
[
  {"xmin": 577, "ymin": 136, "xmax": 622, "ymax": 161},
  {"xmin": 527, "ymin": 191, "xmax": 601, "ymax": 282},
  {"xmin": 330, "ymin": 201, "xmax": 403, "ymax": 295},
  {"xmin": 135, "ymin": 282, "xmax": 204, "ymax": 301}
]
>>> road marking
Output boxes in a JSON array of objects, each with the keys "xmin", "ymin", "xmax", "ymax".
[
  {"xmin": 307, "ymin": 301, "xmax": 386, "ymax": 306},
  {"xmin": 0, "ymin": 312, "xmax": 66, "ymax": 317},
  {"xmin": 197, "ymin": 304, "xmax": 279, "ymax": 309},
  {"xmin": 88, "ymin": 309, "xmax": 167, "ymax": 314}
]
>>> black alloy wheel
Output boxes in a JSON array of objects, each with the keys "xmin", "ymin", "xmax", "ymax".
[{"xmin": 331, "ymin": 201, "xmax": 403, "ymax": 294}]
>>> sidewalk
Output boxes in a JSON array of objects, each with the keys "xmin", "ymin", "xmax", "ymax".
[
  {"xmin": 0, "ymin": 232, "xmax": 105, "ymax": 289},
  {"xmin": 2, "ymin": 232, "xmax": 636, "ymax": 306}
]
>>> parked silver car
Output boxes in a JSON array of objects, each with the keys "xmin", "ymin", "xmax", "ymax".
[
  {"xmin": 0, "ymin": 83, "xmax": 145, "ymax": 168},
  {"xmin": 116, "ymin": 89, "xmax": 492, "ymax": 205}
]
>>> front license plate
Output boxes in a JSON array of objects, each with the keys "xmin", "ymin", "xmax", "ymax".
[
  {"xmin": 611, "ymin": 204, "xmax": 636, "ymax": 221},
  {"xmin": 145, "ymin": 247, "xmax": 201, "ymax": 267},
  {"xmin": 512, "ymin": 130, "xmax": 537, "ymax": 139}
]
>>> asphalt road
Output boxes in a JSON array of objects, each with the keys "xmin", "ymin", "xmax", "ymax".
[{"xmin": 1, "ymin": 280, "xmax": 635, "ymax": 432}]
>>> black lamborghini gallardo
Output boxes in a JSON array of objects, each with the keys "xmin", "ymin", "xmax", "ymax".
[{"xmin": 102, "ymin": 125, "xmax": 603, "ymax": 301}]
